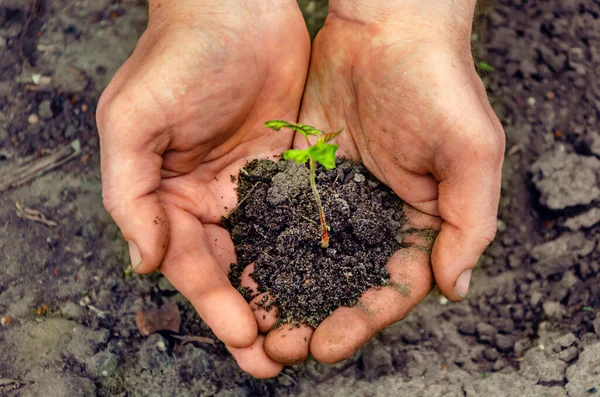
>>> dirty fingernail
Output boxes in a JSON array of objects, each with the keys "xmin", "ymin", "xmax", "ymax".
[
  {"xmin": 128, "ymin": 240, "xmax": 142, "ymax": 269},
  {"xmin": 455, "ymin": 269, "xmax": 472, "ymax": 298}
]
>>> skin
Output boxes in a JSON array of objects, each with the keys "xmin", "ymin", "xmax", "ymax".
[{"xmin": 97, "ymin": 0, "xmax": 504, "ymax": 378}]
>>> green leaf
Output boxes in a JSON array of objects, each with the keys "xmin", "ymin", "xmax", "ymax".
[
  {"xmin": 582, "ymin": 306, "xmax": 595, "ymax": 312},
  {"xmin": 264, "ymin": 120, "xmax": 322, "ymax": 138},
  {"xmin": 320, "ymin": 127, "xmax": 344, "ymax": 143},
  {"xmin": 308, "ymin": 142, "xmax": 338, "ymax": 170},
  {"xmin": 283, "ymin": 148, "xmax": 310, "ymax": 164},
  {"xmin": 477, "ymin": 61, "xmax": 495, "ymax": 72},
  {"xmin": 264, "ymin": 120, "xmax": 289, "ymax": 131}
]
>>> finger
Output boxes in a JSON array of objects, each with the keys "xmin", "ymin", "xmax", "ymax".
[
  {"xmin": 249, "ymin": 293, "xmax": 279, "ymax": 333},
  {"xmin": 97, "ymin": 92, "xmax": 169, "ymax": 274},
  {"xmin": 265, "ymin": 322, "xmax": 313, "ymax": 365},
  {"xmin": 311, "ymin": 246, "xmax": 433, "ymax": 364},
  {"xmin": 241, "ymin": 264, "xmax": 279, "ymax": 332},
  {"xmin": 204, "ymin": 224, "xmax": 237, "ymax": 272},
  {"xmin": 432, "ymin": 124, "xmax": 504, "ymax": 301},
  {"xmin": 227, "ymin": 335, "xmax": 283, "ymax": 379},
  {"xmin": 160, "ymin": 206, "xmax": 257, "ymax": 348}
]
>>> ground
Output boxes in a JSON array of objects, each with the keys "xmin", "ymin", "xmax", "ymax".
[{"xmin": 1, "ymin": 0, "xmax": 599, "ymax": 396}]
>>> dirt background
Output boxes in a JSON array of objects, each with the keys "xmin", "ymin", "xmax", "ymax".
[{"xmin": 1, "ymin": 0, "xmax": 599, "ymax": 396}]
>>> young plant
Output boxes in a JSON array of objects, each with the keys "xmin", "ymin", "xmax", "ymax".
[{"xmin": 264, "ymin": 120, "xmax": 343, "ymax": 248}]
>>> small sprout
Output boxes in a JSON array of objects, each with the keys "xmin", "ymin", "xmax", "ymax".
[
  {"xmin": 265, "ymin": 120, "xmax": 343, "ymax": 248},
  {"xmin": 582, "ymin": 306, "xmax": 594, "ymax": 312},
  {"xmin": 477, "ymin": 61, "xmax": 495, "ymax": 72}
]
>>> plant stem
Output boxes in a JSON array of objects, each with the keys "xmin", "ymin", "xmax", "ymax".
[{"xmin": 309, "ymin": 157, "xmax": 329, "ymax": 248}]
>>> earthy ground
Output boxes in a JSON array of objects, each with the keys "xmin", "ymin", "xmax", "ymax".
[{"xmin": 1, "ymin": 0, "xmax": 599, "ymax": 396}]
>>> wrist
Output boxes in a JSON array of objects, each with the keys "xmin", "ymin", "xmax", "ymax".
[{"xmin": 328, "ymin": 0, "xmax": 477, "ymax": 42}]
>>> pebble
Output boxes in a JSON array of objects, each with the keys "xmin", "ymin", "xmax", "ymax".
[
  {"xmin": 6, "ymin": 22, "xmax": 22, "ymax": 38},
  {"xmin": 553, "ymin": 332, "xmax": 577, "ymax": 352},
  {"xmin": 476, "ymin": 322, "xmax": 497, "ymax": 343},
  {"xmin": 353, "ymin": 173, "xmax": 366, "ymax": 183},
  {"xmin": 38, "ymin": 100, "xmax": 53, "ymax": 120},
  {"xmin": 492, "ymin": 359, "xmax": 506, "ymax": 372},
  {"xmin": 514, "ymin": 338, "xmax": 532, "ymax": 357},
  {"xmin": 559, "ymin": 346, "xmax": 578, "ymax": 362},
  {"xmin": 495, "ymin": 334, "xmax": 514, "ymax": 352},
  {"xmin": 458, "ymin": 320, "xmax": 476, "ymax": 336},
  {"xmin": 543, "ymin": 301, "xmax": 566, "ymax": 320},
  {"xmin": 484, "ymin": 348, "xmax": 500, "ymax": 361},
  {"xmin": 527, "ymin": 97, "xmax": 537, "ymax": 106},
  {"xmin": 594, "ymin": 316, "xmax": 600, "ymax": 336},
  {"xmin": 28, "ymin": 114, "xmax": 39, "ymax": 124}
]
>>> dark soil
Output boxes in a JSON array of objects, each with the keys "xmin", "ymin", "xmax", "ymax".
[{"xmin": 225, "ymin": 159, "xmax": 406, "ymax": 327}]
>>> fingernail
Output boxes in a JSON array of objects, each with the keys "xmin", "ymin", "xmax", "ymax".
[
  {"xmin": 455, "ymin": 269, "xmax": 472, "ymax": 298},
  {"xmin": 128, "ymin": 240, "xmax": 142, "ymax": 269}
]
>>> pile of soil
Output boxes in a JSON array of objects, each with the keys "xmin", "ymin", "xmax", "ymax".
[{"xmin": 225, "ymin": 159, "xmax": 406, "ymax": 327}]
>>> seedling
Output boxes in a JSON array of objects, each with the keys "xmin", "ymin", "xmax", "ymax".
[{"xmin": 265, "ymin": 120, "xmax": 343, "ymax": 248}]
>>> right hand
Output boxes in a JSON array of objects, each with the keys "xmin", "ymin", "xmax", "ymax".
[{"xmin": 97, "ymin": 0, "xmax": 310, "ymax": 378}]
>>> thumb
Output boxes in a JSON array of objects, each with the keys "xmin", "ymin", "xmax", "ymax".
[
  {"xmin": 431, "ymin": 124, "xmax": 504, "ymax": 301},
  {"xmin": 97, "ymin": 93, "xmax": 170, "ymax": 274}
]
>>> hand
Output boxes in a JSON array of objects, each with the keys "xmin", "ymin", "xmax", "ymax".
[
  {"xmin": 97, "ymin": 0, "xmax": 310, "ymax": 378},
  {"xmin": 289, "ymin": 1, "xmax": 505, "ymax": 363}
]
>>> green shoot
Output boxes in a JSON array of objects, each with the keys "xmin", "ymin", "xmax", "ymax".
[
  {"xmin": 477, "ymin": 61, "xmax": 495, "ymax": 72},
  {"xmin": 265, "ymin": 120, "xmax": 343, "ymax": 248}
]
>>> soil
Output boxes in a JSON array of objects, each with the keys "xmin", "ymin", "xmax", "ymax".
[
  {"xmin": 225, "ymin": 159, "xmax": 406, "ymax": 327},
  {"xmin": 1, "ymin": 0, "xmax": 599, "ymax": 396}
]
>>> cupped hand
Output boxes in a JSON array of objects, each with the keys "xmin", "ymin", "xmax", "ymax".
[
  {"xmin": 97, "ymin": 0, "xmax": 309, "ymax": 378},
  {"xmin": 269, "ymin": 4, "xmax": 505, "ymax": 364}
]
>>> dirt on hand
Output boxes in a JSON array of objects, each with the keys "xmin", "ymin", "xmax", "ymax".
[{"xmin": 225, "ymin": 159, "xmax": 407, "ymax": 327}]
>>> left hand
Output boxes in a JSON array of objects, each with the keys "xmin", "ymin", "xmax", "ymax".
[{"xmin": 260, "ymin": 2, "xmax": 505, "ymax": 365}]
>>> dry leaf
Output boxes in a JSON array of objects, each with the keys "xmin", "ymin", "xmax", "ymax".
[{"xmin": 136, "ymin": 298, "xmax": 181, "ymax": 336}]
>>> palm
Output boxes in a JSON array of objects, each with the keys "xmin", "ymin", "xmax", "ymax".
[
  {"xmin": 288, "ymin": 17, "xmax": 500, "ymax": 363},
  {"xmin": 98, "ymin": 3, "xmax": 310, "ymax": 377}
]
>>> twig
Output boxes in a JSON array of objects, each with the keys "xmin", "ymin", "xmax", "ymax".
[
  {"xmin": 0, "ymin": 140, "xmax": 81, "ymax": 194},
  {"xmin": 171, "ymin": 334, "xmax": 215, "ymax": 346},
  {"xmin": 15, "ymin": 201, "xmax": 57, "ymax": 227},
  {"xmin": 300, "ymin": 215, "xmax": 318, "ymax": 225},
  {"xmin": 224, "ymin": 182, "xmax": 259, "ymax": 218},
  {"xmin": 19, "ymin": 0, "xmax": 40, "ymax": 68}
]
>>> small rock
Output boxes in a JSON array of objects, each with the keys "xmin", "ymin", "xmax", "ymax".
[
  {"xmin": 514, "ymin": 338, "xmax": 532, "ymax": 357},
  {"xmin": 6, "ymin": 22, "xmax": 22, "ymax": 38},
  {"xmin": 531, "ymin": 147, "xmax": 600, "ymax": 210},
  {"xmin": 28, "ymin": 114, "xmax": 39, "ymax": 124},
  {"xmin": 493, "ymin": 318, "xmax": 515, "ymax": 334},
  {"xmin": 564, "ymin": 208, "xmax": 600, "ymax": 231},
  {"xmin": 484, "ymin": 348, "xmax": 499, "ymax": 361},
  {"xmin": 138, "ymin": 334, "xmax": 171, "ymax": 371},
  {"xmin": 559, "ymin": 346, "xmax": 578, "ymax": 363},
  {"xmin": 543, "ymin": 301, "xmax": 566, "ymax": 321},
  {"xmin": 560, "ymin": 271, "xmax": 578, "ymax": 289},
  {"xmin": 495, "ymin": 334, "xmax": 514, "ymax": 352},
  {"xmin": 476, "ymin": 322, "xmax": 497, "ymax": 343},
  {"xmin": 458, "ymin": 320, "xmax": 477, "ymax": 336},
  {"xmin": 38, "ymin": 100, "xmax": 53, "ymax": 120},
  {"xmin": 530, "ymin": 291, "xmax": 543, "ymax": 306},
  {"xmin": 90, "ymin": 350, "xmax": 120, "ymax": 377},
  {"xmin": 553, "ymin": 332, "xmax": 577, "ymax": 352},
  {"xmin": 492, "ymin": 359, "xmax": 506, "ymax": 372},
  {"xmin": 353, "ymin": 173, "xmax": 366, "ymax": 183}
]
